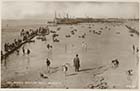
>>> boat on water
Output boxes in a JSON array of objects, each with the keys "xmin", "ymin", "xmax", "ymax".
[
  {"xmin": 47, "ymin": 12, "xmax": 79, "ymax": 25},
  {"xmin": 48, "ymin": 12, "xmax": 136, "ymax": 25}
]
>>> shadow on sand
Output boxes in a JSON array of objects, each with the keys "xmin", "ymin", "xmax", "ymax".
[
  {"xmin": 63, "ymin": 65, "xmax": 109, "ymax": 78},
  {"xmin": 66, "ymin": 67, "xmax": 99, "ymax": 77},
  {"xmin": 79, "ymin": 65, "xmax": 107, "ymax": 73},
  {"xmin": 79, "ymin": 67, "xmax": 96, "ymax": 72},
  {"xmin": 66, "ymin": 73, "xmax": 78, "ymax": 77}
]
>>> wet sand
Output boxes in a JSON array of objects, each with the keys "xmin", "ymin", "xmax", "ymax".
[{"xmin": 1, "ymin": 21, "xmax": 139, "ymax": 88}]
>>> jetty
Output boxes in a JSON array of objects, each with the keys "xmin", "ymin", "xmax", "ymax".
[
  {"xmin": 125, "ymin": 25, "xmax": 139, "ymax": 36},
  {"xmin": 1, "ymin": 27, "xmax": 50, "ymax": 60}
]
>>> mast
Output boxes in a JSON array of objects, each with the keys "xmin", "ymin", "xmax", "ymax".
[
  {"xmin": 54, "ymin": 11, "xmax": 57, "ymax": 24},
  {"xmin": 67, "ymin": 13, "xmax": 69, "ymax": 19},
  {"xmin": 55, "ymin": 11, "xmax": 57, "ymax": 19}
]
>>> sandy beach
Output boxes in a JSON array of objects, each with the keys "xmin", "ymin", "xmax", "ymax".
[{"xmin": 1, "ymin": 19, "xmax": 139, "ymax": 88}]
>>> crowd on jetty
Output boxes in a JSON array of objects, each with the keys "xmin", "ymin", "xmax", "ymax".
[
  {"xmin": 1, "ymin": 26, "xmax": 50, "ymax": 60},
  {"xmin": 3, "ymin": 39, "xmax": 22, "ymax": 53}
]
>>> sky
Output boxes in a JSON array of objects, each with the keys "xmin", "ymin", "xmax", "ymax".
[{"xmin": 2, "ymin": 1, "xmax": 139, "ymax": 19}]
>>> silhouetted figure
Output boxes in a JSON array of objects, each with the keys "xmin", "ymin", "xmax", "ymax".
[
  {"xmin": 47, "ymin": 44, "xmax": 52, "ymax": 49},
  {"xmin": 20, "ymin": 29, "xmax": 25, "ymax": 37},
  {"xmin": 46, "ymin": 58, "xmax": 51, "ymax": 73},
  {"xmin": 73, "ymin": 54, "xmax": 80, "ymax": 72},
  {"xmin": 40, "ymin": 73, "xmax": 48, "ymax": 79},
  {"xmin": 127, "ymin": 69, "xmax": 133, "ymax": 76},
  {"xmin": 112, "ymin": 59, "xmax": 119, "ymax": 68},
  {"xmin": 27, "ymin": 49, "xmax": 30, "ymax": 55},
  {"xmin": 22, "ymin": 46, "xmax": 25, "ymax": 55},
  {"xmin": 4, "ymin": 43, "xmax": 8, "ymax": 52},
  {"xmin": 133, "ymin": 45, "xmax": 135, "ymax": 54},
  {"xmin": 1, "ymin": 51, "xmax": 3, "ymax": 62},
  {"xmin": 136, "ymin": 47, "xmax": 139, "ymax": 53}
]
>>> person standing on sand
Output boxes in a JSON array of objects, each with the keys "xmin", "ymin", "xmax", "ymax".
[
  {"xmin": 136, "ymin": 47, "xmax": 139, "ymax": 65},
  {"xmin": 22, "ymin": 46, "xmax": 25, "ymax": 55},
  {"xmin": 27, "ymin": 49, "xmax": 30, "ymax": 55},
  {"xmin": 46, "ymin": 58, "xmax": 51, "ymax": 73},
  {"xmin": 133, "ymin": 45, "xmax": 135, "ymax": 54},
  {"xmin": 73, "ymin": 54, "xmax": 80, "ymax": 72}
]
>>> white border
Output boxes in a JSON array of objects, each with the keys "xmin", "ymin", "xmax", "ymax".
[{"xmin": 0, "ymin": 0, "xmax": 139, "ymax": 91}]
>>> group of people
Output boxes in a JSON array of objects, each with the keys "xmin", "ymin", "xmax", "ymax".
[
  {"xmin": 2, "ymin": 28, "xmax": 38, "ymax": 55},
  {"xmin": 52, "ymin": 33, "xmax": 59, "ymax": 42},
  {"xmin": 20, "ymin": 28, "xmax": 38, "ymax": 41},
  {"xmin": 21, "ymin": 46, "xmax": 31, "ymax": 56},
  {"xmin": 1, "ymin": 26, "xmax": 48, "ymax": 60},
  {"xmin": 38, "ymin": 26, "xmax": 50, "ymax": 35},
  {"xmin": 93, "ymin": 30, "xmax": 102, "ymax": 35},
  {"xmin": 79, "ymin": 33, "xmax": 86, "ymax": 39},
  {"xmin": 65, "ymin": 29, "xmax": 77, "ymax": 38},
  {"xmin": 132, "ymin": 44, "xmax": 139, "ymax": 65},
  {"xmin": 3, "ymin": 39, "xmax": 22, "ymax": 53},
  {"xmin": 111, "ymin": 59, "xmax": 119, "ymax": 68},
  {"xmin": 45, "ymin": 54, "xmax": 81, "ymax": 73}
]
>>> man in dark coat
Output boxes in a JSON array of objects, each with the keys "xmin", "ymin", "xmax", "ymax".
[{"xmin": 73, "ymin": 54, "xmax": 80, "ymax": 72}]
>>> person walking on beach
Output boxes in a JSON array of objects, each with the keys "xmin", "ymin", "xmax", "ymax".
[
  {"xmin": 73, "ymin": 54, "xmax": 80, "ymax": 72},
  {"xmin": 46, "ymin": 58, "xmax": 51, "ymax": 73}
]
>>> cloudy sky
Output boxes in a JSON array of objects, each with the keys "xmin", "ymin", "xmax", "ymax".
[{"xmin": 2, "ymin": 1, "xmax": 139, "ymax": 19}]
